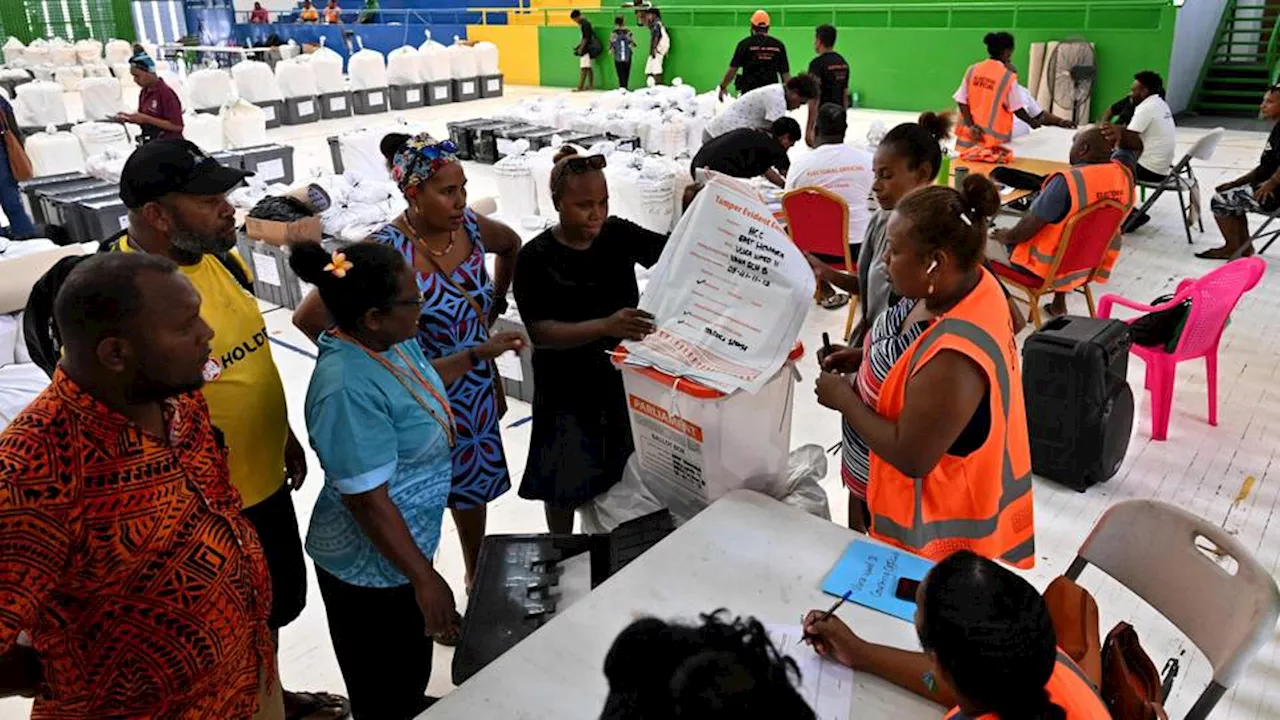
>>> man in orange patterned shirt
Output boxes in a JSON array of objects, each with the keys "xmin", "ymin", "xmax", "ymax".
[{"xmin": 0, "ymin": 253, "xmax": 276, "ymax": 718}]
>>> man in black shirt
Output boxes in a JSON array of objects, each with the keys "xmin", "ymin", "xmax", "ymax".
[
  {"xmin": 806, "ymin": 24, "xmax": 849, "ymax": 146},
  {"xmin": 717, "ymin": 10, "xmax": 790, "ymax": 101},
  {"xmin": 571, "ymin": 10, "xmax": 600, "ymax": 91},
  {"xmin": 1204, "ymin": 85, "xmax": 1280, "ymax": 258},
  {"xmin": 689, "ymin": 117, "xmax": 801, "ymax": 188}
]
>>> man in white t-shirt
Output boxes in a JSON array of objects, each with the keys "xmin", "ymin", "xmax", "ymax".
[
  {"xmin": 704, "ymin": 74, "xmax": 819, "ymax": 142},
  {"xmin": 786, "ymin": 103, "xmax": 872, "ymax": 309},
  {"xmin": 1123, "ymin": 70, "xmax": 1177, "ymax": 230}
]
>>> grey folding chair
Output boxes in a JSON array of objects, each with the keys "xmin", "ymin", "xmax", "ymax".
[
  {"xmin": 1238, "ymin": 202, "xmax": 1280, "ymax": 258},
  {"xmin": 1128, "ymin": 128, "xmax": 1223, "ymax": 244},
  {"xmin": 1065, "ymin": 499, "xmax": 1280, "ymax": 720}
]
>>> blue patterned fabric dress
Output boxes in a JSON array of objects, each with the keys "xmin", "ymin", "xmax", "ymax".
[{"xmin": 371, "ymin": 209, "xmax": 511, "ymax": 508}]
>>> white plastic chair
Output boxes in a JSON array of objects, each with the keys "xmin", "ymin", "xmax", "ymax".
[
  {"xmin": 1129, "ymin": 128, "xmax": 1224, "ymax": 244},
  {"xmin": 1065, "ymin": 499, "xmax": 1280, "ymax": 720}
]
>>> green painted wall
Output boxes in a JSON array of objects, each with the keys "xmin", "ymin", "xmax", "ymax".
[
  {"xmin": 540, "ymin": 2, "xmax": 1176, "ymax": 120},
  {"xmin": 0, "ymin": 0, "xmax": 134, "ymax": 43}
]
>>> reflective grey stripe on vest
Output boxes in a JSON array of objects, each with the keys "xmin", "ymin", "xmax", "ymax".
[
  {"xmin": 1056, "ymin": 650, "xmax": 1106, "ymax": 701},
  {"xmin": 870, "ymin": 318, "xmax": 1033, "ymax": 555}
]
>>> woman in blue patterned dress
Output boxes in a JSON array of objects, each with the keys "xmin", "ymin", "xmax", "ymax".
[{"xmin": 295, "ymin": 134, "xmax": 524, "ymax": 607}]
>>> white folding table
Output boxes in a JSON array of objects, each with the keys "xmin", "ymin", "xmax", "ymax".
[{"xmin": 423, "ymin": 490, "xmax": 942, "ymax": 719}]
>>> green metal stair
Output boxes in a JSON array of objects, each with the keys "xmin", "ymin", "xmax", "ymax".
[{"xmin": 1192, "ymin": 0, "xmax": 1280, "ymax": 116}]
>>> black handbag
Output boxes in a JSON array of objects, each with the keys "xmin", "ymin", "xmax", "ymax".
[{"xmin": 1129, "ymin": 293, "xmax": 1190, "ymax": 353}]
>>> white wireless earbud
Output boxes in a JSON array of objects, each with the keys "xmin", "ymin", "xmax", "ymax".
[{"xmin": 927, "ymin": 260, "xmax": 938, "ymax": 274}]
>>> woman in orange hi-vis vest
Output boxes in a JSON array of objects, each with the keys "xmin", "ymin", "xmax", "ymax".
[
  {"xmin": 954, "ymin": 32, "xmax": 1045, "ymax": 162},
  {"xmin": 815, "ymin": 174, "xmax": 1034, "ymax": 568},
  {"xmin": 803, "ymin": 550, "xmax": 1110, "ymax": 720}
]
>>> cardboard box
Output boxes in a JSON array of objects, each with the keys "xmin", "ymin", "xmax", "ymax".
[{"xmin": 243, "ymin": 215, "xmax": 323, "ymax": 246}]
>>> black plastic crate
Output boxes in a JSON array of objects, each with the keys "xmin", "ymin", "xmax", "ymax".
[
  {"xmin": 446, "ymin": 118, "xmax": 497, "ymax": 160},
  {"xmin": 318, "ymin": 91, "xmax": 352, "ymax": 119},
  {"xmin": 452, "ymin": 76, "xmax": 481, "ymax": 102},
  {"xmin": 281, "ymin": 95, "xmax": 320, "ymax": 125},
  {"xmin": 480, "ymin": 74, "xmax": 504, "ymax": 98},
  {"xmin": 352, "ymin": 87, "xmax": 388, "ymax": 115},
  {"xmin": 253, "ymin": 99, "xmax": 284, "ymax": 129},
  {"xmin": 19, "ymin": 172, "xmax": 90, "ymax": 224},
  {"xmin": 388, "ymin": 84, "xmax": 425, "ymax": 110},
  {"xmin": 425, "ymin": 80, "xmax": 453, "ymax": 106}
]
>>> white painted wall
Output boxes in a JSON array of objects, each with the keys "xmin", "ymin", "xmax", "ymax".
[{"xmin": 1167, "ymin": 0, "xmax": 1230, "ymax": 113}]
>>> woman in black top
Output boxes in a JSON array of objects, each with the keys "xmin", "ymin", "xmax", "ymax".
[{"xmin": 514, "ymin": 147, "xmax": 669, "ymax": 533}]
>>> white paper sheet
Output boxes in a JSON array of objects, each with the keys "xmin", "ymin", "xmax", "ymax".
[
  {"xmin": 765, "ymin": 624, "xmax": 855, "ymax": 720},
  {"xmin": 251, "ymin": 252, "xmax": 280, "ymax": 287}
]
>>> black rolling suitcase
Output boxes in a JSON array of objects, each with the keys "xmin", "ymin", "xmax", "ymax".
[{"xmin": 1022, "ymin": 316, "xmax": 1135, "ymax": 491}]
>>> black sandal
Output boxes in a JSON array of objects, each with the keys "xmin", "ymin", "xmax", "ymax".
[{"xmin": 283, "ymin": 690, "xmax": 350, "ymax": 720}]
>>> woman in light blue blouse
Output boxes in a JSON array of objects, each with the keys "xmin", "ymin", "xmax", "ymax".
[{"xmin": 290, "ymin": 241, "xmax": 522, "ymax": 718}]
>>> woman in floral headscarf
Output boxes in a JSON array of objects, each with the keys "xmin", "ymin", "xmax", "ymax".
[{"xmin": 294, "ymin": 134, "xmax": 523, "ymax": 630}]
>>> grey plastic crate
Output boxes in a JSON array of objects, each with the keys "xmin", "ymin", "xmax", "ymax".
[
  {"xmin": 608, "ymin": 134, "xmax": 641, "ymax": 152},
  {"xmin": 352, "ymin": 87, "xmax": 388, "ymax": 115},
  {"xmin": 389, "ymin": 84, "xmax": 426, "ymax": 110},
  {"xmin": 425, "ymin": 80, "xmax": 453, "ymax": 106},
  {"xmin": 469, "ymin": 121, "xmax": 519, "ymax": 164},
  {"xmin": 282, "ymin": 95, "xmax": 320, "ymax": 125},
  {"xmin": 78, "ymin": 196, "xmax": 131, "ymax": 243},
  {"xmin": 39, "ymin": 179, "xmax": 115, "ymax": 226},
  {"xmin": 491, "ymin": 315, "xmax": 534, "ymax": 403},
  {"xmin": 254, "ymin": 99, "xmax": 284, "ymax": 129},
  {"xmin": 211, "ymin": 150, "xmax": 243, "ymax": 169},
  {"xmin": 60, "ymin": 188, "xmax": 122, "ymax": 242},
  {"xmin": 20, "ymin": 172, "xmax": 90, "ymax": 224},
  {"xmin": 480, "ymin": 74, "xmax": 504, "ymax": 98},
  {"xmin": 522, "ymin": 127, "xmax": 561, "ymax": 152},
  {"xmin": 237, "ymin": 144, "xmax": 295, "ymax": 185},
  {"xmin": 194, "ymin": 106, "xmax": 221, "ymax": 115},
  {"xmin": 452, "ymin": 77, "xmax": 481, "ymax": 102},
  {"xmin": 235, "ymin": 234, "xmax": 301, "ymax": 309},
  {"xmin": 318, "ymin": 91, "xmax": 353, "ymax": 119},
  {"xmin": 496, "ymin": 124, "xmax": 553, "ymax": 159},
  {"xmin": 447, "ymin": 118, "xmax": 496, "ymax": 160}
]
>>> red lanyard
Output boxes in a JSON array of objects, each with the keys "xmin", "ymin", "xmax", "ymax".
[{"xmin": 330, "ymin": 330, "xmax": 456, "ymax": 448}]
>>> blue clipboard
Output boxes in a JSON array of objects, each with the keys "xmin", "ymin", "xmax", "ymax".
[{"xmin": 821, "ymin": 539, "xmax": 935, "ymax": 622}]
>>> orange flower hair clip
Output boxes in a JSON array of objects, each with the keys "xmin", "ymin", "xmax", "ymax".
[{"xmin": 324, "ymin": 251, "xmax": 354, "ymax": 278}]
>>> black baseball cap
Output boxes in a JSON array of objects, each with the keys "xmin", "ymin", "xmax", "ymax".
[{"xmin": 119, "ymin": 139, "xmax": 253, "ymax": 209}]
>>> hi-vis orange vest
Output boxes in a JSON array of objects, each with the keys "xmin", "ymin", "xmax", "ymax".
[
  {"xmin": 943, "ymin": 653, "xmax": 1111, "ymax": 720},
  {"xmin": 1009, "ymin": 160, "xmax": 1135, "ymax": 292},
  {"xmin": 867, "ymin": 270, "xmax": 1035, "ymax": 569},
  {"xmin": 956, "ymin": 59, "xmax": 1017, "ymax": 155}
]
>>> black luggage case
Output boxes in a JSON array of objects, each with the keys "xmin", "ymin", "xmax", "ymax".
[{"xmin": 1022, "ymin": 315, "xmax": 1135, "ymax": 491}]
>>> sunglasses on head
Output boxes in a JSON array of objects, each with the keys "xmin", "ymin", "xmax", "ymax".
[{"xmin": 562, "ymin": 154, "xmax": 607, "ymax": 173}]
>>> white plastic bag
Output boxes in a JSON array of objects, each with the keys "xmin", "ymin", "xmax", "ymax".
[
  {"xmin": 22, "ymin": 39, "xmax": 49, "ymax": 67},
  {"xmin": 494, "ymin": 143, "xmax": 538, "ymax": 219},
  {"xmin": 187, "ymin": 68, "xmax": 235, "ymax": 109},
  {"xmin": 473, "ymin": 41, "xmax": 500, "ymax": 76},
  {"xmin": 578, "ymin": 455, "xmax": 666, "ymax": 534},
  {"xmin": 348, "ymin": 48, "xmax": 388, "ymax": 91},
  {"xmin": 54, "ymin": 65, "xmax": 84, "ymax": 92},
  {"xmin": 337, "ymin": 127, "xmax": 396, "ymax": 183},
  {"xmin": 184, "ymin": 112, "xmax": 224, "ymax": 153},
  {"xmin": 311, "ymin": 43, "xmax": 345, "ymax": 94},
  {"xmin": 445, "ymin": 38, "xmax": 478, "ymax": 80},
  {"xmin": 78, "ymin": 76, "xmax": 123, "ymax": 120},
  {"xmin": 26, "ymin": 126, "xmax": 86, "ymax": 176},
  {"xmin": 221, "ymin": 99, "xmax": 268, "ymax": 148},
  {"xmin": 274, "ymin": 57, "xmax": 318, "ymax": 98},
  {"xmin": 50, "ymin": 43, "xmax": 77, "ymax": 67},
  {"xmin": 104, "ymin": 39, "xmax": 132, "ymax": 65},
  {"xmin": 72, "ymin": 121, "xmax": 131, "ymax": 158},
  {"xmin": 386, "ymin": 46, "xmax": 424, "ymax": 85},
  {"xmin": 85, "ymin": 148, "xmax": 130, "ymax": 183},
  {"xmin": 232, "ymin": 60, "xmax": 282, "ymax": 103},
  {"xmin": 769, "ymin": 445, "xmax": 831, "ymax": 520},
  {"xmin": 3, "ymin": 37, "xmax": 25, "ymax": 66},
  {"xmin": 14, "ymin": 81, "xmax": 68, "ymax": 127},
  {"xmin": 74, "ymin": 39, "xmax": 102, "ymax": 64}
]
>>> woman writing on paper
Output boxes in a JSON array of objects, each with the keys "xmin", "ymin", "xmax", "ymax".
[
  {"xmin": 815, "ymin": 176, "xmax": 1035, "ymax": 568},
  {"xmin": 803, "ymin": 550, "xmax": 1110, "ymax": 719},
  {"xmin": 514, "ymin": 146, "xmax": 669, "ymax": 534}
]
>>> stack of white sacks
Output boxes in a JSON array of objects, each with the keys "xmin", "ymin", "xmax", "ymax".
[
  {"xmin": 490, "ymin": 82, "xmax": 718, "ymax": 232},
  {"xmin": 1, "ymin": 37, "xmax": 128, "ymax": 91}
]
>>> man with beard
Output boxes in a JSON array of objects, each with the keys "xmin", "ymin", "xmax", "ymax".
[
  {"xmin": 0, "ymin": 253, "xmax": 276, "ymax": 716},
  {"xmin": 114, "ymin": 141, "xmax": 350, "ymax": 720}
]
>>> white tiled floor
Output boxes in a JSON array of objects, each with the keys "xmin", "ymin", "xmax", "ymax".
[{"xmin": 5, "ymin": 87, "xmax": 1280, "ymax": 718}]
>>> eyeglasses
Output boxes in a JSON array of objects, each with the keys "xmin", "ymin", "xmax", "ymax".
[
  {"xmin": 390, "ymin": 293, "xmax": 425, "ymax": 308},
  {"xmin": 562, "ymin": 154, "xmax": 607, "ymax": 173}
]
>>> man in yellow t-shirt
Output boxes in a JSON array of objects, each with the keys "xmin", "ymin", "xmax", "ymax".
[{"xmin": 116, "ymin": 140, "xmax": 350, "ymax": 720}]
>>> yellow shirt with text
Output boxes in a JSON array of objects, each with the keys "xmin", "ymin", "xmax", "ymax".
[{"xmin": 120, "ymin": 237, "xmax": 288, "ymax": 507}]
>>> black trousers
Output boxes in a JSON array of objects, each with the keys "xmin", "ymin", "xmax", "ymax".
[
  {"xmin": 615, "ymin": 60, "xmax": 632, "ymax": 89},
  {"xmin": 241, "ymin": 482, "xmax": 307, "ymax": 629},
  {"xmin": 316, "ymin": 568, "xmax": 434, "ymax": 720}
]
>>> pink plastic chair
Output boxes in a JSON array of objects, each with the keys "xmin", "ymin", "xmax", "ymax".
[{"xmin": 1097, "ymin": 257, "xmax": 1265, "ymax": 441}]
